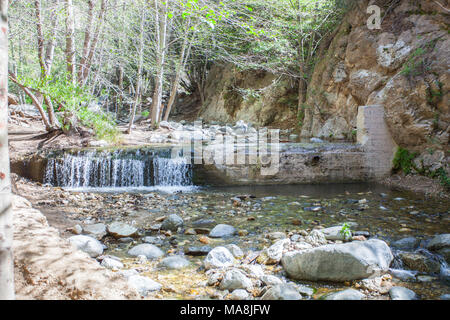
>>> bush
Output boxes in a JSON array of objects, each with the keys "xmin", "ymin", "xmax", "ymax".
[
  {"xmin": 393, "ymin": 147, "xmax": 417, "ymax": 175},
  {"xmin": 18, "ymin": 74, "xmax": 119, "ymax": 142}
]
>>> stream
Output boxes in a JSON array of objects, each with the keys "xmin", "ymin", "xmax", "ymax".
[{"xmin": 38, "ymin": 146, "xmax": 450, "ymax": 300}]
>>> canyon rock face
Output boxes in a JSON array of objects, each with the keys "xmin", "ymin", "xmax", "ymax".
[
  {"xmin": 301, "ymin": 0, "xmax": 449, "ymax": 150},
  {"xmin": 198, "ymin": 65, "xmax": 298, "ymax": 128}
]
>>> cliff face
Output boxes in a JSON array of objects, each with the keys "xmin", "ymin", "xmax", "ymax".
[
  {"xmin": 194, "ymin": 0, "xmax": 449, "ymax": 149},
  {"xmin": 301, "ymin": 0, "xmax": 449, "ymax": 149},
  {"xmin": 198, "ymin": 64, "xmax": 298, "ymax": 128}
]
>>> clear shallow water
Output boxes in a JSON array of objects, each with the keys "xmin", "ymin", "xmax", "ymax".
[
  {"xmin": 43, "ymin": 147, "xmax": 449, "ymax": 299},
  {"xmin": 91, "ymin": 182, "xmax": 449, "ymax": 299}
]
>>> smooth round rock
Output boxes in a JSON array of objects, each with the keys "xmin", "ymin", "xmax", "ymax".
[
  {"xmin": 229, "ymin": 289, "xmax": 249, "ymax": 300},
  {"xmin": 83, "ymin": 223, "xmax": 107, "ymax": 239},
  {"xmin": 68, "ymin": 235, "xmax": 104, "ymax": 258},
  {"xmin": 101, "ymin": 257, "xmax": 124, "ymax": 270},
  {"xmin": 185, "ymin": 246, "xmax": 212, "ymax": 256},
  {"xmin": 389, "ymin": 287, "xmax": 417, "ymax": 300},
  {"xmin": 107, "ymin": 222, "xmax": 138, "ymax": 238},
  {"xmin": 204, "ymin": 246, "xmax": 235, "ymax": 270},
  {"xmin": 220, "ymin": 269, "xmax": 253, "ymax": 291},
  {"xmin": 128, "ymin": 244, "xmax": 164, "ymax": 259},
  {"xmin": 161, "ymin": 214, "xmax": 184, "ymax": 232},
  {"xmin": 391, "ymin": 237, "xmax": 420, "ymax": 250},
  {"xmin": 209, "ymin": 224, "xmax": 237, "ymax": 238},
  {"xmin": 158, "ymin": 256, "xmax": 190, "ymax": 270},
  {"xmin": 261, "ymin": 284, "xmax": 302, "ymax": 300},
  {"xmin": 324, "ymin": 289, "xmax": 365, "ymax": 300},
  {"xmin": 128, "ymin": 275, "xmax": 162, "ymax": 296}
]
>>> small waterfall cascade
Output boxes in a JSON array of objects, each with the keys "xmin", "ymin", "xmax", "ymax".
[{"xmin": 44, "ymin": 148, "xmax": 193, "ymax": 189}]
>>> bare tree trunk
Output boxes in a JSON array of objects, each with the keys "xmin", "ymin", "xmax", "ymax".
[
  {"xmin": 9, "ymin": 73, "xmax": 51, "ymax": 130},
  {"xmin": 78, "ymin": 0, "xmax": 94, "ymax": 85},
  {"xmin": 44, "ymin": 0, "xmax": 59, "ymax": 75},
  {"xmin": 0, "ymin": 0, "xmax": 14, "ymax": 300},
  {"xmin": 34, "ymin": 0, "xmax": 58, "ymax": 128},
  {"xmin": 150, "ymin": 0, "xmax": 168, "ymax": 129},
  {"xmin": 126, "ymin": 9, "xmax": 145, "ymax": 134},
  {"xmin": 65, "ymin": 0, "xmax": 76, "ymax": 84},
  {"xmin": 163, "ymin": 30, "xmax": 192, "ymax": 121},
  {"xmin": 79, "ymin": 0, "xmax": 107, "ymax": 87}
]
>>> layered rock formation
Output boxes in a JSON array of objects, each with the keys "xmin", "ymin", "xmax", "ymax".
[{"xmin": 301, "ymin": 0, "xmax": 449, "ymax": 150}]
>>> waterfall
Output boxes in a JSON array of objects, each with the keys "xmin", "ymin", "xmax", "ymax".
[
  {"xmin": 44, "ymin": 148, "xmax": 193, "ymax": 189},
  {"xmin": 153, "ymin": 157, "xmax": 192, "ymax": 186}
]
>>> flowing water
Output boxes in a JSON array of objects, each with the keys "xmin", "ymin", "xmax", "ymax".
[
  {"xmin": 41, "ymin": 147, "xmax": 450, "ymax": 299},
  {"xmin": 44, "ymin": 147, "xmax": 194, "ymax": 192}
]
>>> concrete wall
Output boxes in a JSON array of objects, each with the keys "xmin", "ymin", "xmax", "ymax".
[{"xmin": 194, "ymin": 105, "xmax": 397, "ymax": 186}]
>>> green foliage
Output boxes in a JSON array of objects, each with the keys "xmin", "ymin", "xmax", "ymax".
[
  {"xmin": 401, "ymin": 39, "xmax": 440, "ymax": 78},
  {"xmin": 401, "ymin": 48, "xmax": 426, "ymax": 76},
  {"xmin": 435, "ymin": 168, "xmax": 450, "ymax": 190},
  {"xmin": 393, "ymin": 147, "xmax": 418, "ymax": 175},
  {"xmin": 339, "ymin": 223, "xmax": 352, "ymax": 241},
  {"xmin": 19, "ymin": 74, "xmax": 118, "ymax": 142},
  {"xmin": 141, "ymin": 110, "xmax": 150, "ymax": 118}
]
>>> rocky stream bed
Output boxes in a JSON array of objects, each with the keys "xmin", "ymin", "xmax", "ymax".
[{"xmin": 14, "ymin": 175, "xmax": 450, "ymax": 300}]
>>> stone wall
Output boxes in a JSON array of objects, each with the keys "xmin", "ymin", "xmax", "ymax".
[{"xmin": 194, "ymin": 105, "xmax": 397, "ymax": 185}]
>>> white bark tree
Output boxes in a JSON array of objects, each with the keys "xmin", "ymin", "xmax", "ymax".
[
  {"xmin": 65, "ymin": 0, "xmax": 76, "ymax": 84},
  {"xmin": 126, "ymin": 5, "xmax": 145, "ymax": 134},
  {"xmin": 150, "ymin": 0, "xmax": 169, "ymax": 129},
  {"xmin": 0, "ymin": 0, "xmax": 15, "ymax": 300}
]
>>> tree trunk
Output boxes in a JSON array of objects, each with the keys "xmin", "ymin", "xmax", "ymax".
[
  {"xmin": 150, "ymin": 0, "xmax": 168, "ymax": 129},
  {"xmin": 44, "ymin": 0, "xmax": 59, "ymax": 75},
  {"xmin": 9, "ymin": 73, "xmax": 51, "ymax": 130},
  {"xmin": 298, "ymin": 78, "xmax": 307, "ymax": 109},
  {"xmin": 34, "ymin": 0, "xmax": 58, "ymax": 127},
  {"xmin": 65, "ymin": 0, "xmax": 76, "ymax": 84},
  {"xmin": 78, "ymin": 0, "xmax": 94, "ymax": 85},
  {"xmin": 163, "ymin": 30, "xmax": 192, "ymax": 121},
  {"xmin": 79, "ymin": 0, "xmax": 107, "ymax": 87},
  {"xmin": 126, "ymin": 9, "xmax": 145, "ymax": 134},
  {"xmin": 0, "ymin": 0, "xmax": 14, "ymax": 300}
]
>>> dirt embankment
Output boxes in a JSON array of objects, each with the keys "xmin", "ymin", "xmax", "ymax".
[{"xmin": 12, "ymin": 195, "xmax": 140, "ymax": 300}]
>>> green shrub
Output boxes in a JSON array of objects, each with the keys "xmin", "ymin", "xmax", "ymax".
[
  {"xmin": 18, "ymin": 74, "xmax": 119, "ymax": 142},
  {"xmin": 393, "ymin": 147, "xmax": 417, "ymax": 175}
]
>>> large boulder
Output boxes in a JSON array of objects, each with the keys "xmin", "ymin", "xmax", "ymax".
[
  {"xmin": 281, "ymin": 239, "xmax": 393, "ymax": 282},
  {"xmin": 398, "ymin": 252, "xmax": 441, "ymax": 274},
  {"xmin": 68, "ymin": 235, "xmax": 104, "ymax": 258}
]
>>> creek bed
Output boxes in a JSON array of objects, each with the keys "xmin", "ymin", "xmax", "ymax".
[{"xmin": 82, "ymin": 182, "xmax": 450, "ymax": 300}]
